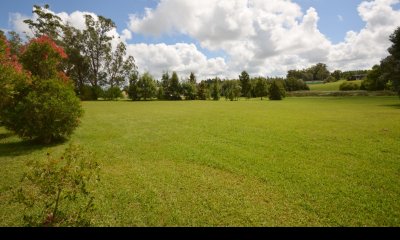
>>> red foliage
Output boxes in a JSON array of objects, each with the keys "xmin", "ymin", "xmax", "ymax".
[
  {"xmin": 57, "ymin": 71, "xmax": 70, "ymax": 83},
  {"xmin": 0, "ymin": 36, "xmax": 23, "ymax": 73},
  {"xmin": 29, "ymin": 35, "xmax": 68, "ymax": 59}
]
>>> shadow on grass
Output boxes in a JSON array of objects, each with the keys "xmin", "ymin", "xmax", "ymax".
[
  {"xmin": 380, "ymin": 104, "xmax": 400, "ymax": 109},
  {"xmin": 0, "ymin": 137, "xmax": 67, "ymax": 158}
]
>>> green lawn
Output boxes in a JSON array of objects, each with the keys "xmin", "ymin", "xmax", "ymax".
[
  {"xmin": 1, "ymin": 97, "xmax": 400, "ymax": 226},
  {"xmin": 309, "ymin": 80, "xmax": 362, "ymax": 91}
]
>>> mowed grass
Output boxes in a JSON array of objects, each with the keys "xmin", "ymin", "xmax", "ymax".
[
  {"xmin": 309, "ymin": 80, "xmax": 362, "ymax": 91},
  {"xmin": 1, "ymin": 97, "xmax": 400, "ymax": 226}
]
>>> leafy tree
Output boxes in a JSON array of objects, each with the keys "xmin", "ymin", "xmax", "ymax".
[
  {"xmin": 189, "ymin": 72, "xmax": 196, "ymax": 84},
  {"xmin": 285, "ymin": 77, "xmax": 309, "ymax": 91},
  {"xmin": 127, "ymin": 72, "xmax": 140, "ymax": 101},
  {"xmin": 254, "ymin": 77, "xmax": 269, "ymax": 100},
  {"xmin": 311, "ymin": 63, "xmax": 330, "ymax": 81},
  {"xmin": 160, "ymin": 71, "xmax": 170, "ymax": 99},
  {"xmin": 197, "ymin": 81, "xmax": 210, "ymax": 100},
  {"xmin": 62, "ymin": 25, "xmax": 91, "ymax": 97},
  {"xmin": 211, "ymin": 78, "xmax": 221, "ymax": 100},
  {"xmin": 80, "ymin": 15, "xmax": 114, "ymax": 89},
  {"xmin": 239, "ymin": 71, "xmax": 251, "ymax": 98},
  {"xmin": 363, "ymin": 65, "xmax": 385, "ymax": 90},
  {"xmin": 269, "ymin": 80, "xmax": 286, "ymax": 100},
  {"xmin": 223, "ymin": 80, "xmax": 241, "ymax": 101},
  {"xmin": 7, "ymin": 31, "xmax": 23, "ymax": 57},
  {"xmin": 14, "ymin": 144, "xmax": 100, "ymax": 226},
  {"xmin": 23, "ymin": 4, "xmax": 64, "ymax": 40},
  {"xmin": 105, "ymin": 42, "xmax": 136, "ymax": 88},
  {"xmin": 0, "ymin": 35, "xmax": 28, "ymax": 117},
  {"xmin": 137, "ymin": 72, "xmax": 156, "ymax": 100},
  {"xmin": 331, "ymin": 70, "xmax": 342, "ymax": 81},
  {"xmin": 169, "ymin": 71, "xmax": 181, "ymax": 100},
  {"xmin": 103, "ymin": 86, "xmax": 123, "ymax": 100},
  {"xmin": 19, "ymin": 35, "xmax": 67, "ymax": 80},
  {"xmin": 182, "ymin": 81, "xmax": 197, "ymax": 100},
  {"xmin": 385, "ymin": 27, "xmax": 400, "ymax": 95}
]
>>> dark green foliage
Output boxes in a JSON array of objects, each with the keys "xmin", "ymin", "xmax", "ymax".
[
  {"xmin": 3, "ymin": 79, "xmax": 83, "ymax": 143},
  {"xmin": 197, "ymin": 81, "xmax": 210, "ymax": 100},
  {"xmin": 211, "ymin": 78, "xmax": 221, "ymax": 100},
  {"xmin": 223, "ymin": 80, "xmax": 241, "ymax": 101},
  {"xmin": 331, "ymin": 70, "xmax": 342, "ymax": 81},
  {"xmin": 269, "ymin": 80, "xmax": 286, "ymax": 100},
  {"xmin": 239, "ymin": 71, "xmax": 251, "ymax": 98},
  {"xmin": 254, "ymin": 77, "xmax": 269, "ymax": 100},
  {"xmin": 103, "ymin": 86, "xmax": 123, "ymax": 100},
  {"xmin": 182, "ymin": 81, "xmax": 197, "ymax": 100},
  {"xmin": 287, "ymin": 63, "xmax": 330, "ymax": 82},
  {"xmin": 79, "ymin": 85, "xmax": 103, "ymax": 101},
  {"xmin": 13, "ymin": 144, "xmax": 100, "ymax": 226},
  {"xmin": 339, "ymin": 81, "xmax": 360, "ymax": 91},
  {"xmin": 386, "ymin": 27, "xmax": 400, "ymax": 95},
  {"xmin": 127, "ymin": 72, "xmax": 139, "ymax": 101},
  {"xmin": 137, "ymin": 72, "xmax": 156, "ymax": 100},
  {"xmin": 363, "ymin": 65, "xmax": 386, "ymax": 91},
  {"xmin": 169, "ymin": 71, "xmax": 182, "ymax": 100},
  {"xmin": 285, "ymin": 77, "xmax": 309, "ymax": 92}
]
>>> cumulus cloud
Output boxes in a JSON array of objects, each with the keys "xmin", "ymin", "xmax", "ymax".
[
  {"xmin": 129, "ymin": 0, "xmax": 400, "ymax": 77},
  {"xmin": 127, "ymin": 43, "xmax": 229, "ymax": 80},
  {"xmin": 7, "ymin": 0, "xmax": 400, "ymax": 79}
]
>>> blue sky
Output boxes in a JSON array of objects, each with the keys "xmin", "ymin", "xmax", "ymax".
[
  {"xmin": 1, "ymin": 0, "xmax": 365, "ymax": 44},
  {"xmin": 0, "ymin": 0, "xmax": 399, "ymax": 79}
]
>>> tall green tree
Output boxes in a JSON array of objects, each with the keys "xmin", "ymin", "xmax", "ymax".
[
  {"xmin": 386, "ymin": 27, "xmax": 400, "ymax": 95},
  {"xmin": 105, "ymin": 42, "xmax": 135, "ymax": 88},
  {"xmin": 197, "ymin": 81, "xmax": 209, "ymax": 100},
  {"xmin": 269, "ymin": 80, "xmax": 286, "ymax": 100},
  {"xmin": 127, "ymin": 71, "xmax": 140, "ymax": 101},
  {"xmin": 254, "ymin": 77, "xmax": 269, "ymax": 100},
  {"xmin": 211, "ymin": 78, "xmax": 221, "ymax": 100},
  {"xmin": 23, "ymin": 4, "xmax": 64, "ymax": 40},
  {"xmin": 189, "ymin": 72, "xmax": 196, "ymax": 84},
  {"xmin": 239, "ymin": 71, "xmax": 251, "ymax": 98},
  {"xmin": 137, "ymin": 72, "xmax": 156, "ymax": 101},
  {"xmin": 169, "ymin": 71, "xmax": 181, "ymax": 100},
  {"xmin": 182, "ymin": 81, "xmax": 197, "ymax": 100}
]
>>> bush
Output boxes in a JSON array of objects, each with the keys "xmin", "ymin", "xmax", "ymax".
[
  {"xmin": 13, "ymin": 144, "xmax": 100, "ymax": 226},
  {"xmin": 103, "ymin": 86, "xmax": 122, "ymax": 100},
  {"xmin": 339, "ymin": 81, "xmax": 360, "ymax": 91},
  {"xmin": 269, "ymin": 80, "xmax": 286, "ymax": 100},
  {"xmin": 79, "ymin": 85, "xmax": 104, "ymax": 101},
  {"xmin": 3, "ymin": 78, "xmax": 83, "ymax": 143},
  {"xmin": 285, "ymin": 77, "xmax": 309, "ymax": 91}
]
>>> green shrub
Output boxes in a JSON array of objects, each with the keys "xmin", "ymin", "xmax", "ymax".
[
  {"xmin": 3, "ymin": 78, "xmax": 83, "ymax": 144},
  {"xmin": 269, "ymin": 80, "xmax": 286, "ymax": 100},
  {"xmin": 13, "ymin": 144, "xmax": 100, "ymax": 226},
  {"xmin": 339, "ymin": 81, "xmax": 360, "ymax": 91},
  {"xmin": 79, "ymin": 85, "xmax": 103, "ymax": 101},
  {"xmin": 103, "ymin": 86, "xmax": 122, "ymax": 100}
]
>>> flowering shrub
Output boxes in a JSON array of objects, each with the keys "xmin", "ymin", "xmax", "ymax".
[
  {"xmin": 20, "ymin": 35, "xmax": 67, "ymax": 80},
  {"xmin": 1, "ymin": 35, "xmax": 83, "ymax": 143}
]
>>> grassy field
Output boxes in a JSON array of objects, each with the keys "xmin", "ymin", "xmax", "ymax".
[
  {"xmin": 1, "ymin": 97, "xmax": 400, "ymax": 226},
  {"xmin": 309, "ymin": 80, "xmax": 362, "ymax": 91}
]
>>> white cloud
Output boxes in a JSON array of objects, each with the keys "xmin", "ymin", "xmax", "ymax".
[
  {"xmin": 127, "ymin": 43, "xmax": 229, "ymax": 80},
  {"xmin": 7, "ymin": 0, "xmax": 400, "ymax": 79},
  {"xmin": 129, "ymin": 0, "xmax": 400, "ymax": 77}
]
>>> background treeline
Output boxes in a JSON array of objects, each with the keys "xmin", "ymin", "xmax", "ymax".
[{"xmin": 1, "ymin": 4, "xmax": 399, "ymax": 102}]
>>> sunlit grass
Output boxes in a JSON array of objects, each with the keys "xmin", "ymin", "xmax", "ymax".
[
  {"xmin": 1, "ymin": 96, "xmax": 399, "ymax": 226},
  {"xmin": 309, "ymin": 80, "xmax": 362, "ymax": 91}
]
